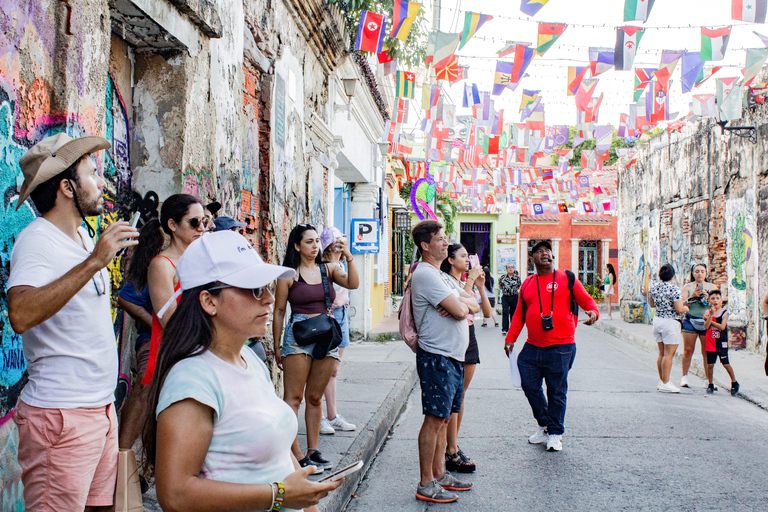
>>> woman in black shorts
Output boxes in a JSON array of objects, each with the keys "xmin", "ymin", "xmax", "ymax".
[
  {"xmin": 680, "ymin": 263, "xmax": 719, "ymax": 388},
  {"xmin": 440, "ymin": 244, "xmax": 492, "ymax": 472}
]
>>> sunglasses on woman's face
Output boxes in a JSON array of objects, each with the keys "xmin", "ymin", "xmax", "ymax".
[
  {"xmin": 183, "ymin": 216, "xmax": 205, "ymax": 229},
  {"xmin": 209, "ymin": 281, "xmax": 277, "ymax": 300}
]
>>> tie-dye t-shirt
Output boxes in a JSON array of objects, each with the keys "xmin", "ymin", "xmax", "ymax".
[{"xmin": 157, "ymin": 347, "xmax": 299, "ymax": 510}]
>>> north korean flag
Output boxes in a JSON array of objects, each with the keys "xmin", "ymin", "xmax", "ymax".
[{"xmin": 355, "ymin": 11, "xmax": 387, "ymax": 54}]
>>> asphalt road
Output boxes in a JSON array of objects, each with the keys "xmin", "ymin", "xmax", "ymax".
[{"xmin": 346, "ymin": 321, "xmax": 768, "ymax": 512}]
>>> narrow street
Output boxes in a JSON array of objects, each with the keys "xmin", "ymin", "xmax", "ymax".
[{"xmin": 347, "ymin": 323, "xmax": 768, "ymax": 511}]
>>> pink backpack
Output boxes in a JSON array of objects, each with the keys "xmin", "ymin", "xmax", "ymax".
[{"xmin": 398, "ymin": 263, "xmax": 427, "ymax": 353}]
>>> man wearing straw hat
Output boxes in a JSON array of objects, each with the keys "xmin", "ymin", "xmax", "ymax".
[{"xmin": 7, "ymin": 133, "xmax": 139, "ymax": 511}]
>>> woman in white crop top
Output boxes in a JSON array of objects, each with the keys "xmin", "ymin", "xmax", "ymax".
[{"xmin": 142, "ymin": 231, "xmax": 342, "ymax": 512}]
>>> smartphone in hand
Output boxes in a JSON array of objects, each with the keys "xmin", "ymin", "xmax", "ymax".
[{"xmin": 317, "ymin": 460, "xmax": 363, "ymax": 483}]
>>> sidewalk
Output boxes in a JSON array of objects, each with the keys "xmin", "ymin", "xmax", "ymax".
[
  {"xmin": 142, "ymin": 337, "xmax": 416, "ymax": 512},
  {"xmin": 594, "ymin": 317, "xmax": 768, "ymax": 410}
]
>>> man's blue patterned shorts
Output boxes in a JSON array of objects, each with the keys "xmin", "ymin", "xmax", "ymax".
[{"xmin": 416, "ymin": 346, "xmax": 464, "ymax": 418}]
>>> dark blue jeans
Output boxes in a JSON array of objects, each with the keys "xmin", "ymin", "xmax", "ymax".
[
  {"xmin": 501, "ymin": 294, "xmax": 518, "ymax": 332},
  {"xmin": 517, "ymin": 343, "xmax": 577, "ymax": 436}
]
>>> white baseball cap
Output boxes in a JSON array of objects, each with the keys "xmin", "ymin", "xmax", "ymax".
[{"xmin": 157, "ymin": 231, "xmax": 295, "ymax": 318}]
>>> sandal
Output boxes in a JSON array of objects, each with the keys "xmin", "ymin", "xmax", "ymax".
[{"xmin": 445, "ymin": 450, "xmax": 476, "ymax": 473}]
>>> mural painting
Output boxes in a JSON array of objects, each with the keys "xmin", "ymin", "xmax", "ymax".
[{"xmin": 725, "ymin": 192, "xmax": 758, "ymax": 331}]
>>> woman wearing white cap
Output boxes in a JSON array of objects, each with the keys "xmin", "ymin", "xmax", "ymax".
[{"xmin": 142, "ymin": 231, "xmax": 342, "ymax": 512}]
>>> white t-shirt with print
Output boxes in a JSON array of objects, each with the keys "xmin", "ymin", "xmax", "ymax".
[
  {"xmin": 7, "ymin": 217, "xmax": 116, "ymax": 409},
  {"xmin": 157, "ymin": 347, "xmax": 300, "ymax": 511}
]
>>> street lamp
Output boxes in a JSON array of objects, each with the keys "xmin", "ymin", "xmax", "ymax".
[
  {"xmin": 334, "ymin": 78, "xmax": 358, "ymax": 120},
  {"xmin": 377, "ymin": 141, "xmax": 390, "ymax": 157}
]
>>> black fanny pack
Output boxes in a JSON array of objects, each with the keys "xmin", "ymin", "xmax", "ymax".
[{"xmin": 291, "ymin": 264, "xmax": 342, "ymax": 359}]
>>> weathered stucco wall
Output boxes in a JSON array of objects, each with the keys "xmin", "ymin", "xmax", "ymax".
[
  {"xmin": 0, "ymin": 0, "xmax": 353, "ymax": 503},
  {"xmin": 619, "ymin": 105, "xmax": 768, "ymax": 353}
]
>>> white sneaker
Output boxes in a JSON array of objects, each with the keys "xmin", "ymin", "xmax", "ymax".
[
  {"xmin": 658, "ymin": 382, "xmax": 680, "ymax": 393},
  {"xmin": 680, "ymin": 375, "xmax": 689, "ymax": 388},
  {"xmin": 528, "ymin": 426, "xmax": 548, "ymax": 444},
  {"xmin": 657, "ymin": 380, "xmax": 664, "ymax": 390},
  {"xmin": 546, "ymin": 434, "xmax": 563, "ymax": 452},
  {"xmin": 320, "ymin": 417, "xmax": 336, "ymax": 435},
  {"xmin": 328, "ymin": 414, "xmax": 356, "ymax": 431}
]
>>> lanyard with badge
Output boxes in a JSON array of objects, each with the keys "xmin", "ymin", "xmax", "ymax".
[{"xmin": 537, "ymin": 271, "xmax": 556, "ymax": 331}]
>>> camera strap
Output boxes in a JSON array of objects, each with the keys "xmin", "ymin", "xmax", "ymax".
[{"xmin": 536, "ymin": 271, "xmax": 557, "ymax": 318}]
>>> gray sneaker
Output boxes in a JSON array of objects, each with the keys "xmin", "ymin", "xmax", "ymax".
[
  {"xmin": 416, "ymin": 480, "xmax": 458, "ymax": 503},
  {"xmin": 436, "ymin": 472, "xmax": 473, "ymax": 491}
]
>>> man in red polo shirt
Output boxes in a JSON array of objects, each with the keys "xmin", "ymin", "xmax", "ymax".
[{"xmin": 504, "ymin": 241, "xmax": 598, "ymax": 452}]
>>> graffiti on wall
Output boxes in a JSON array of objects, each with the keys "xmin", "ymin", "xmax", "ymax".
[
  {"xmin": 726, "ymin": 192, "xmax": 757, "ymax": 327},
  {"xmin": 182, "ymin": 166, "xmax": 216, "ymax": 201},
  {"xmin": 618, "ymin": 212, "xmax": 659, "ymax": 322}
]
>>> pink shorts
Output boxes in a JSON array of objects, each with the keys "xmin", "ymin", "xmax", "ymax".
[{"xmin": 14, "ymin": 401, "xmax": 118, "ymax": 510}]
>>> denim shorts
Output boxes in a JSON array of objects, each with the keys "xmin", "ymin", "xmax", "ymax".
[
  {"xmin": 416, "ymin": 347, "xmax": 464, "ymax": 418},
  {"xmin": 333, "ymin": 306, "xmax": 350, "ymax": 348},
  {"xmin": 282, "ymin": 313, "xmax": 341, "ymax": 360},
  {"xmin": 681, "ymin": 314, "xmax": 707, "ymax": 334}
]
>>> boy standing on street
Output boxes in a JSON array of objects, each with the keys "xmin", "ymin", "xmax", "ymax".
[{"xmin": 703, "ymin": 290, "xmax": 739, "ymax": 396}]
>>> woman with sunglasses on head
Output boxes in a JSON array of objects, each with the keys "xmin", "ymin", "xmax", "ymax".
[
  {"xmin": 143, "ymin": 231, "xmax": 342, "ymax": 512},
  {"xmin": 680, "ymin": 263, "xmax": 719, "ymax": 389},
  {"xmin": 440, "ymin": 244, "xmax": 492, "ymax": 473},
  {"xmin": 273, "ymin": 224, "xmax": 359, "ymax": 474},
  {"xmin": 118, "ymin": 194, "xmax": 205, "ymax": 453}
]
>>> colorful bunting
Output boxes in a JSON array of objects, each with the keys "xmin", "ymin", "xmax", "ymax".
[
  {"xmin": 624, "ymin": 0, "xmax": 656, "ymax": 22},
  {"xmin": 395, "ymin": 71, "xmax": 416, "ymax": 98},
  {"xmin": 511, "ymin": 44, "xmax": 535, "ymax": 83},
  {"xmin": 460, "ymin": 12, "xmax": 493, "ymax": 49},
  {"xmin": 696, "ymin": 66, "xmax": 721, "ymax": 87},
  {"xmin": 732, "ymin": 0, "xmax": 767, "ymax": 22},
  {"xmin": 701, "ymin": 27, "xmax": 732, "ymax": 61},
  {"xmin": 520, "ymin": 89, "xmax": 540, "ymax": 112},
  {"xmin": 429, "ymin": 31, "xmax": 461, "ymax": 68},
  {"xmin": 390, "ymin": 0, "xmax": 423, "ymax": 42},
  {"xmin": 536, "ymin": 22, "xmax": 567, "ymax": 55},
  {"xmin": 567, "ymin": 66, "xmax": 589, "ymax": 96},
  {"xmin": 681, "ymin": 52, "xmax": 706, "ymax": 93},
  {"xmin": 435, "ymin": 55, "xmax": 460, "ymax": 81},
  {"xmin": 615, "ymin": 27, "xmax": 644, "ymax": 70},
  {"xmin": 521, "ymin": 0, "xmax": 550, "ymax": 17},
  {"xmin": 716, "ymin": 77, "xmax": 742, "ymax": 121},
  {"xmin": 589, "ymin": 47, "xmax": 615, "ymax": 76},
  {"xmin": 633, "ymin": 68, "xmax": 656, "ymax": 101},
  {"xmin": 575, "ymin": 79, "xmax": 598, "ymax": 111},
  {"xmin": 355, "ymin": 11, "xmax": 387, "ymax": 53},
  {"xmin": 744, "ymin": 48, "xmax": 768, "ymax": 86},
  {"xmin": 692, "ymin": 94, "xmax": 717, "ymax": 117}
]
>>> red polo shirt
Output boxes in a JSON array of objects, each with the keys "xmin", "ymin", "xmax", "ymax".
[{"xmin": 505, "ymin": 270, "xmax": 599, "ymax": 347}]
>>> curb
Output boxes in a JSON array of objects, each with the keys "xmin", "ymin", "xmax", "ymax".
[
  {"xmin": 593, "ymin": 321, "xmax": 768, "ymax": 412},
  {"xmin": 320, "ymin": 360, "xmax": 418, "ymax": 512}
]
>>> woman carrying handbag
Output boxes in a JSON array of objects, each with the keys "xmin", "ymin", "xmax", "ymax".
[{"xmin": 273, "ymin": 224, "xmax": 359, "ymax": 474}]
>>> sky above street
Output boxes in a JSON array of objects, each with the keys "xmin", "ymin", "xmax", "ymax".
[{"xmin": 432, "ymin": 0, "xmax": 756, "ymax": 126}]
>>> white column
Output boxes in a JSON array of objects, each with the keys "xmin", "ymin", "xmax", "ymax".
[
  {"xmin": 349, "ymin": 182, "xmax": 380, "ymax": 337},
  {"xmin": 551, "ymin": 238, "xmax": 561, "ymax": 268},
  {"xmin": 571, "ymin": 238, "xmax": 579, "ymax": 274},
  {"xmin": 519, "ymin": 238, "xmax": 529, "ymax": 275},
  {"xmin": 601, "ymin": 238, "xmax": 611, "ymax": 269}
]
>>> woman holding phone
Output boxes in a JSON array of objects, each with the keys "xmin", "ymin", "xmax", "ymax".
[
  {"xmin": 440, "ymin": 244, "xmax": 492, "ymax": 473},
  {"xmin": 680, "ymin": 263, "xmax": 719, "ymax": 388},
  {"xmin": 142, "ymin": 231, "xmax": 342, "ymax": 512}
]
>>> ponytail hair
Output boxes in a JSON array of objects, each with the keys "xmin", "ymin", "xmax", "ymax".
[
  {"xmin": 440, "ymin": 243, "xmax": 465, "ymax": 274},
  {"xmin": 141, "ymin": 282, "xmax": 223, "ymax": 472},
  {"xmin": 689, "ymin": 263, "xmax": 708, "ymax": 283},
  {"xmin": 124, "ymin": 194, "xmax": 201, "ymax": 291}
]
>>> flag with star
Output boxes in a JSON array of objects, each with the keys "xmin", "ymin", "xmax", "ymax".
[{"xmin": 536, "ymin": 22, "xmax": 567, "ymax": 56}]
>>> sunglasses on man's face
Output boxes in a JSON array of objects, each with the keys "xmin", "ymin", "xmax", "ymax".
[{"xmin": 208, "ymin": 281, "xmax": 277, "ymax": 300}]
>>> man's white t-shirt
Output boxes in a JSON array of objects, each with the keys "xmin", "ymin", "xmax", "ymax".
[
  {"xmin": 157, "ymin": 348, "xmax": 300, "ymax": 511},
  {"xmin": 7, "ymin": 217, "xmax": 117, "ymax": 409}
]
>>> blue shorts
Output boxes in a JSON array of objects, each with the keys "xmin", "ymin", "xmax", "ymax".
[
  {"xmin": 416, "ymin": 347, "xmax": 464, "ymax": 419},
  {"xmin": 333, "ymin": 306, "xmax": 350, "ymax": 348},
  {"xmin": 281, "ymin": 313, "xmax": 341, "ymax": 361},
  {"xmin": 681, "ymin": 315, "xmax": 707, "ymax": 334}
]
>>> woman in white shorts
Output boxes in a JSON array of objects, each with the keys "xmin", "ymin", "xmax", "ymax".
[{"xmin": 648, "ymin": 264, "xmax": 689, "ymax": 393}]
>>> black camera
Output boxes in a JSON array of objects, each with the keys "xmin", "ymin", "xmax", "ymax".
[{"xmin": 541, "ymin": 315, "xmax": 554, "ymax": 331}]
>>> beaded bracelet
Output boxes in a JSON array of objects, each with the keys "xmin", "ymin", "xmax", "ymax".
[{"xmin": 271, "ymin": 481, "xmax": 285, "ymax": 511}]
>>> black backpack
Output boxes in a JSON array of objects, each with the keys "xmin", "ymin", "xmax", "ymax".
[{"xmin": 520, "ymin": 270, "xmax": 579, "ymax": 318}]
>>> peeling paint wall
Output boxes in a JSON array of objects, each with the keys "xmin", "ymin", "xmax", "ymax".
[{"xmin": 619, "ymin": 107, "xmax": 768, "ymax": 351}]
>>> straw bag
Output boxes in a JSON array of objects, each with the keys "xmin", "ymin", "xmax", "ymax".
[{"xmin": 114, "ymin": 448, "xmax": 143, "ymax": 512}]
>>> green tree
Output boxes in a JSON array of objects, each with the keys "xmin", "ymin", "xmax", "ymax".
[
  {"xmin": 332, "ymin": 0, "xmax": 429, "ymax": 68},
  {"xmin": 399, "ymin": 180, "xmax": 459, "ymax": 235},
  {"xmin": 566, "ymin": 127, "xmax": 633, "ymax": 167}
]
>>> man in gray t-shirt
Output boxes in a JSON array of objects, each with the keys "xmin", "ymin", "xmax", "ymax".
[
  {"xmin": 411, "ymin": 263, "xmax": 469, "ymax": 361},
  {"xmin": 410, "ymin": 221, "xmax": 478, "ymax": 504}
]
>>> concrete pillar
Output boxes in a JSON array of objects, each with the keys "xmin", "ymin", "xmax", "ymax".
[
  {"xmin": 551, "ymin": 238, "xmax": 561, "ymax": 268},
  {"xmin": 519, "ymin": 238, "xmax": 529, "ymax": 276},
  {"xmin": 349, "ymin": 182, "xmax": 380, "ymax": 336},
  {"xmin": 601, "ymin": 238, "xmax": 611, "ymax": 271},
  {"xmin": 571, "ymin": 238, "xmax": 580, "ymax": 273}
]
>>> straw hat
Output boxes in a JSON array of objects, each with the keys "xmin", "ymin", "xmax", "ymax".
[{"xmin": 16, "ymin": 133, "xmax": 110, "ymax": 210}]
